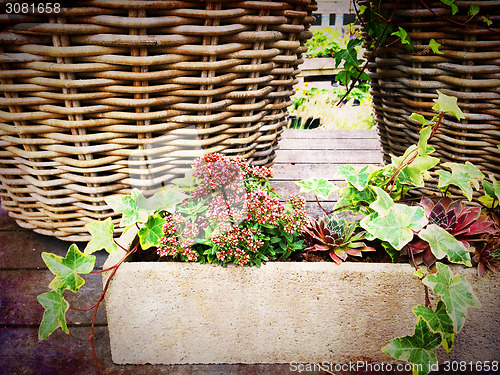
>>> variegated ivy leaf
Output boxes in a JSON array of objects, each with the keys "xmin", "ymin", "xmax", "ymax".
[
  {"xmin": 391, "ymin": 133, "xmax": 439, "ymax": 188},
  {"xmin": 338, "ymin": 164, "xmax": 378, "ymax": 192},
  {"xmin": 138, "ymin": 215, "xmax": 167, "ymax": 250},
  {"xmin": 479, "ymin": 174, "xmax": 500, "ymax": 208},
  {"xmin": 37, "ymin": 290, "xmax": 69, "ymax": 340},
  {"xmin": 437, "ymin": 161, "xmax": 484, "ymax": 201},
  {"xmin": 296, "ymin": 178, "xmax": 336, "ymax": 200},
  {"xmin": 42, "ymin": 244, "xmax": 96, "ymax": 293},
  {"xmin": 429, "ymin": 39, "xmax": 444, "ymax": 55},
  {"xmin": 482, "ymin": 16, "xmax": 492, "ymax": 26},
  {"xmin": 410, "ymin": 113, "xmax": 430, "ymax": 127},
  {"xmin": 105, "ymin": 189, "xmax": 149, "ymax": 227},
  {"xmin": 137, "ymin": 189, "xmax": 188, "ymax": 214},
  {"xmin": 422, "ymin": 263, "xmax": 480, "ymax": 333},
  {"xmin": 432, "ymin": 90, "xmax": 465, "ymax": 120},
  {"xmin": 382, "ymin": 317, "xmax": 442, "ymax": 375},
  {"xmin": 360, "ymin": 187, "xmax": 427, "ymax": 250},
  {"xmin": 84, "ymin": 218, "xmax": 118, "ymax": 255},
  {"xmin": 418, "ymin": 224, "xmax": 471, "ymax": 266},
  {"xmin": 413, "ymin": 301, "xmax": 455, "ymax": 352}
]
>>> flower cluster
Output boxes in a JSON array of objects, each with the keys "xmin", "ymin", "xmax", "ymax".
[
  {"xmin": 212, "ymin": 225, "xmax": 264, "ymax": 266},
  {"xmin": 156, "ymin": 153, "xmax": 308, "ymax": 266},
  {"xmin": 246, "ymin": 190, "xmax": 285, "ymax": 225}
]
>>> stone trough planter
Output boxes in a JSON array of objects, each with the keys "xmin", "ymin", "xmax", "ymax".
[{"xmin": 103, "ymin": 232, "xmax": 499, "ymax": 365}]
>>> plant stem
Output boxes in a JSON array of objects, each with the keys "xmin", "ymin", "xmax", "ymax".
[
  {"xmin": 89, "ymin": 242, "xmax": 139, "ymax": 375},
  {"xmin": 315, "ymin": 194, "xmax": 329, "ymax": 215},
  {"xmin": 409, "ymin": 248, "xmax": 432, "ymax": 308}
]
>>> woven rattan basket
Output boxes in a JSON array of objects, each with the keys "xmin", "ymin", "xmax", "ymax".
[
  {"xmin": 360, "ymin": 0, "xmax": 500, "ymax": 183},
  {"xmin": 0, "ymin": 0, "xmax": 316, "ymax": 241}
]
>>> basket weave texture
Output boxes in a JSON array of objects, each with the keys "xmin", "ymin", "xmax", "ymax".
[
  {"xmin": 361, "ymin": 0, "xmax": 500, "ymax": 183},
  {"xmin": 0, "ymin": 0, "xmax": 316, "ymax": 241}
]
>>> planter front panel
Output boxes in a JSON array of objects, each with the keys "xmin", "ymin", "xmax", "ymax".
[{"xmin": 104, "ymin": 261, "xmax": 427, "ymax": 364}]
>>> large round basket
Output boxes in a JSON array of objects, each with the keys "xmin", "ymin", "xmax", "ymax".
[
  {"xmin": 361, "ymin": 0, "xmax": 500, "ymax": 183},
  {"xmin": 0, "ymin": 0, "xmax": 316, "ymax": 241}
]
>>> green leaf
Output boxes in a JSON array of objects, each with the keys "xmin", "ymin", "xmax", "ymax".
[
  {"xmin": 361, "ymin": 191, "xmax": 427, "ymax": 250},
  {"xmin": 84, "ymin": 218, "xmax": 118, "ymax": 255},
  {"xmin": 138, "ymin": 215, "xmax": 167, "ymax": 250},
  {"xmin": 479, "ymin": 174, "xmax": 500, "ymax": 208},
  {"xmin": 333, "ymin": 38, "xmax": 363, "ymax": 67},
  {"xmin": 382, "ymin": 317, "xmax": 442, "ymax": 375},
  {"xmin": 422, "ymin": 263, "xmax": 480, "ymax": 332},
  {"xmin": 432, "ymin": 91, "xmax": 465, "ymax": 120},
  {"xmin": 482, "ymin": 16, "xmax": 492, "ymax": 26},
  {"xmin": 413, "ymin": 301, "xmax": 455, "ymax": 352},
  {"xmin": 391, "ymin": 27, "xmax": 412, "ymax": 50},
  {"xmin": 359, "ymin": 5, "xmax": 367, "ymax": 14},
  {"xmin": 295, "ymin": 178, "xmax": 336, "ymax": 200},
  {"xmin": 440, "ymin": 0, "xmax": 458, "ymax": 15},
  {"xmin": 437, "ymin": 161, "xmax": 484, "ymax": 200},
  {"xmin": 37, "ymin": 290, "xmax": 69, "ymax": 340},
  {"xmin": 410, "ymin": 113, "xmax": 430, "ymax": 127},
  {"xmin": 382, "ymin": 242, "xmax": 399, "ymax": 263},
  {"xmin": 105, "ymin": 189, "xmax": 148, "ymax": 227},
  {"xmin": 413, "ymin": 269, "xmax": 424, "ymax": 279},
  {"xmin": 429, "ymin": 39, "xmax": 444, "ymax": 54},
  {"xmin": 138, "ymin": 189, "xmax": 188, "ymax": 214},
  {"xmin": 42, "ymin": 244, "xmax": 96, "ymax": 293},
  {"xmin": 338, "ymin": 165, "xmax": 378, "ymax": 191},
  {"xmin": 418, "ymin": 224, "xmax": 471, "ymax": 266},
  {"xmin": 368, "ymin": 186, "xmax": 394, "ymax": 216},
  {"xmin": 469, "ymin": 4, "xmax": 480, "ymax": 16}
]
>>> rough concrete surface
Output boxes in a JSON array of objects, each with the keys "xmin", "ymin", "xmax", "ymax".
[{"xmin": 103, "ymin": 252, "xmax": 499, "ymax": 366}]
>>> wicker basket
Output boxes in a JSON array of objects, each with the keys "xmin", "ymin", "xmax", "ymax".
[
  {"xmin": 0, "ymin": 0, "xmax": 316, "ymax": 241},
  {"xmin": 360, "ymin": 0, "xmax": 500, "ymax": 183}
]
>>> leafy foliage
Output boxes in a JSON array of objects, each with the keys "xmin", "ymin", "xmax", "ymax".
[
  {"xmin": 413, "ymin": 301, "xmax": 455, "ymax": 352},
  {"xmin": 42, "ymin": 244, "xmax": 96, "ymax": 293},
  {"xmin": 422, "ymin": 263, "xmax": 480, "ymax": 333},
  {"xmin": 296, "ymin": 178, "xmax": 336, "ymax": 200},
  {"xmin": 37, "ymin": 290, "xmax": 70, "ymax": 340},
  {"xmin": 382, "ymin": 317, "xmax": 442, "ymax": 375},
  {"xmin": 472, "ymin": 235, "xmax": 500, "ymax": 276},
  {"xmin": 84, "ymin": 218, "xmax": 118, "ymax": 255}
]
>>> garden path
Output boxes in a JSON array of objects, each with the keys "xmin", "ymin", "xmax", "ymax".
[{"xmin": 0, "ymin": 129, "xmax": 382, "ymax": 375}]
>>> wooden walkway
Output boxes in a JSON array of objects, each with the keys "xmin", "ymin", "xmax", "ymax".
[{"xmin": 0, "ymin": 129, "xmax": 382, "ymax": 375}]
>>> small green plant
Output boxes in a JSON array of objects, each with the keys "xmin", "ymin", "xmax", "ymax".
[
  {"xmin": 304, "ymin": 27, "xmax": 345, "ymax": 58},
  {"xmin": 289, "ymin": 86, "xmax": 374, "ymax": 130},
  {"xmin": 302, "ymin": 215, "xmax": 374, "ymax": 264},
  {"xmin": 334, "ymin": 1, "xmax": 495, "ymax": 102},
  {"xmin": 298, "ymin": 91, "xmax": 499, "ymax": 374}
]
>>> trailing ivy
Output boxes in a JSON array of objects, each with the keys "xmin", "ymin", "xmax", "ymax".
[{"xmin": 299, "ymin": 91, "xmax": 497, "ymax": 374}]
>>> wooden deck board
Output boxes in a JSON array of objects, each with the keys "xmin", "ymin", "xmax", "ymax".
[{"xmin": 0, "ymin": 129, "xmax": 383, "ymax": 374}]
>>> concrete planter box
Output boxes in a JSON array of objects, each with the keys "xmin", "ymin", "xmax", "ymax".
[{"xmin": 103, "ymin": 232, "xmax": 499, "ymax": 365}]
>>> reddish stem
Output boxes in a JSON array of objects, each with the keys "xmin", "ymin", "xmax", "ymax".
[
  {"xmin": 315, "ymin": 194, "xmax": 329, "ymax": 215},
  {"xmin": 88, "ymin": 242, "xmax": 139, "ymax": 375},
  {"xmin": 410, "ymin": 246, "xmax": 432, "ymax": 308}
]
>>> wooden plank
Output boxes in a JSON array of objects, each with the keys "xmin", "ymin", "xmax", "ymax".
[
  {"xmin": 271, "ymin": 163, "xmax": 379, "ymax": 180},
  {"xmin": 0, "ymin": 227, "xmax": 107, "ymax": 269},
  {"xmin": 282, "ymin": 128, "xmax": 379, "ymax": 139},
  {"xmin": 0, "ymin": 270, "xmax": 107, "ymax": 325},
  {"xmin": 274, "ymin": 149, "xmax": 383, "ymax": 164},
  {"xmin": 0, "ymin": 326, "xmax": 300, "ymax": 375},
  {"xmin": 279, "ymin": 137, "xmax": 381, "ymax": 150}
]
